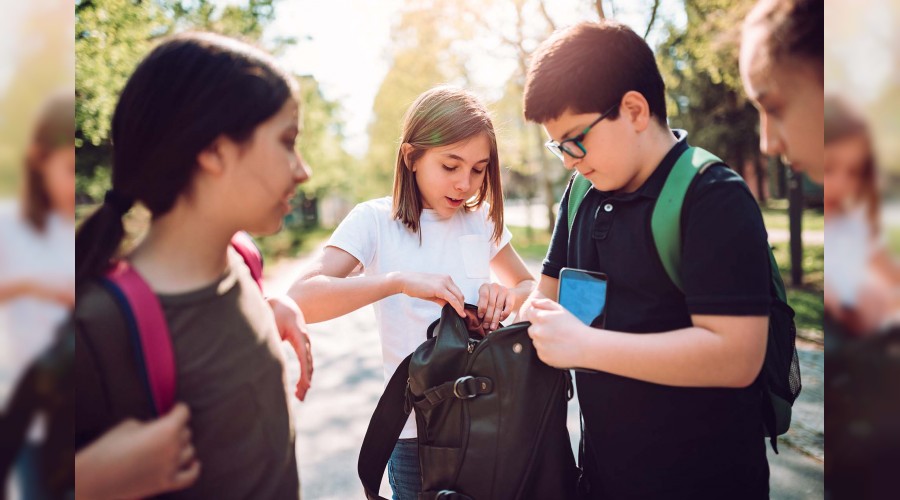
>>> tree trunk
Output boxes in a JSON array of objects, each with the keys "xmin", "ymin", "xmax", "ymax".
[
  {"xmin": 531, "ymin": 123, "xmax": 556, "ymax": 235},
  {"xmin": 788, "ymin": 167, "xmax": 804, "ymax": 286},
  {"xmin": 754, "ymin": 151, "xmax": 767, "ymax": 204}
]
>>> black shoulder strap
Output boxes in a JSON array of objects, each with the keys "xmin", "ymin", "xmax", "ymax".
[{"xmin": 358, "ymin": 353, "xmax": 414, "ymax": 500}]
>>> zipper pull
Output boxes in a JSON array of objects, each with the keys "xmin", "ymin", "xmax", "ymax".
[{"xmin": 467, "ymin": 340, "xmax": 477, "ymax": 353}]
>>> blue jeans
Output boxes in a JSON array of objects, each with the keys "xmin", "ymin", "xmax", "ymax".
[
  {"xmin": 17, "ymin": 443, "xmax": 51, "ymax": 500},
  {"xmin": 388, "ymin": 438, "xmax": 422, "ymax": 500}
]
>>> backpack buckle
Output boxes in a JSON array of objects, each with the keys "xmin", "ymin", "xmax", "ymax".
[{"xmin": 453, "ymin": 376, "xmax": 477, "ymax": 399}]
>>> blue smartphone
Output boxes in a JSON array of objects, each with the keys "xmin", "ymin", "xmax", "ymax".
[{"xmin": 558, "ymin": 267, "xmax": 608, "ymax": 328}]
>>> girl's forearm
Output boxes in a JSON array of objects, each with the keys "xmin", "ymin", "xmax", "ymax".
[
  {"xmin": 0, "ymin": 280, "xmax": 33, "ymax": 303},
  {"xmin": 509, "ymin": 279, "xmax": 536, "ymax": 313},
  {"xmin": 287, "ymin": 273, "xmax": 401, "ymax": 323}
]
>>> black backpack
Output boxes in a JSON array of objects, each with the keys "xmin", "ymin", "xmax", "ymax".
[{"xmin": 358, "ymin": 304, "xmax": 579, "ymax": 499}]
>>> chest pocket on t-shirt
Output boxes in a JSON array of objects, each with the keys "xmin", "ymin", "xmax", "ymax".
[{"xmin": 458, "ymin": 234, "xmax": 490, "ymax": 279}]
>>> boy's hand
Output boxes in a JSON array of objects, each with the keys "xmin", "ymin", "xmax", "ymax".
[
  {"xmin": 397, "ymin": 272, "xmax": 466, "ymax": 317},
  {"xmin": 523, "ymin": 298, "xmax": 589, "ymax": 369},
  {"xmin": 268, "ymin": 295, "xmax": 314, "ymax": 401},
  {"xmin": 476, "ymin": 282, "xmax": 513, "ymax": 332}
]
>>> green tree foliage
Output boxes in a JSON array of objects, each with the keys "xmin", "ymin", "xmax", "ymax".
[
  {"xmin": 657, "ymin": 0, "xmax": 765, "ymax": 193},
  {"xmin": 76, "ymin": 0, "xmax": 278, "ymax": 147},
  {"xmin": 0, "ymin": 3, "xmax": 73, "ymax": 195},
  {"xmin": 361, "ymin": 0, "xmax": 474, "ymax": 200},
  {"xmin": 75, "ymin": 0, "xmax": 350, "ymax": 203},
  {"xmin": 295, "ymin": 75, "xmax": 353, "ymax": 197}
]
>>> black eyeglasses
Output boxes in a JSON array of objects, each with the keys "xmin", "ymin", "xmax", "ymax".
[{"xmin": 545, "ymin": 103, "xmax": 619, "ymax": 161}]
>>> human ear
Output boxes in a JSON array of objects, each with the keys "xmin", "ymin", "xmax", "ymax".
[
  {"xmin": 621, "ymin": 91, "xmax": 651, "ymax": 133},
  {"xmin": 400, "ymin": 143, "xmax": 416, "ymax": 172},
  {"xmin": 196, "ymin": 136, "xmax": 232, "ymax": 175},
  {"xmin": 400, "ymin": 142, "xmax": 416, "ymax": 172}
]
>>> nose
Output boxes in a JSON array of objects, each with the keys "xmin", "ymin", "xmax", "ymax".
[
  {"xmin": 562, "ymin": 154, "xmax": 580, "ymax": 171},
  {"xmin": 759, "ymin": 114, "xmax": 784, "ymax": 158},
  {"xmin": 294, "ymin": 152, "xmax": 311, "ymax": 184},
  {"xmin": 454, "ymin": 171, "xmax": 471, "ymax": 193}
]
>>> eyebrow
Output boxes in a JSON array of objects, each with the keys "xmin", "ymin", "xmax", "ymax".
[
  {"xmin": 560, "ymin": 122, "xmax": 590, "ymax": 141},
  {"xmin": 443, "ymin": 153, "xmax": 489, "ymax": 165}
]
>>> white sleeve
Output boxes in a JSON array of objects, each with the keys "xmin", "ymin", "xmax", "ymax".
[
  {"xmin": 326, "ymin": 202, "xmax": 378, "ymax": 269},
  {"xmin": 0, "ymin": 210, "xmax": 15, "ymax": 286}
]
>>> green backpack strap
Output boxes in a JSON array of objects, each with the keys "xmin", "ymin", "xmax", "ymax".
[
  {"xmin": 650, "ymin": 147, "xmax": 723, "ymax": 291},
  {"xmin": 567, "ymin": 173, "xmax": 593, "ymax": 235}
]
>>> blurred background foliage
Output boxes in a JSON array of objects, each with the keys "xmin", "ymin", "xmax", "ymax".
[
  {"xmin": 73, "ymin": 0, "xmax": 824, "ymax": 337},
  {"xmin": 0, "ymin": 1, "xmax": 73, "ymax": 197}
]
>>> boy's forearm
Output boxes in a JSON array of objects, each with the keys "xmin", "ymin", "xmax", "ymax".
[
  {"xmin": 573, "ymin": 323, "xmax": 766, "ymax": 388},
  {"xmin": 287, "ymin": 273, "xmax": 400, "ymax": 324}
]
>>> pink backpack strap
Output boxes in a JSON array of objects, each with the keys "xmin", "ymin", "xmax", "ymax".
[
  {"xmin": 230, "ymin": 231, "xmax": 264, "ymax": 293},
  {"xmin": 102, "ymin": 261, "xmax": 176, "ymax": 416}
]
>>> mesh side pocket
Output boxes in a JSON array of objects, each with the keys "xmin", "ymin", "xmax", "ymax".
[{"xmin": 769, "ymin": 299, "xmax": 802, "ymax": 404}]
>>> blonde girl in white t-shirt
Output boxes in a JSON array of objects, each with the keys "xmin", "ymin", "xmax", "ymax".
[{"xmin": 286, "ymin": 85, "xmax": 534, "ymax": 500}]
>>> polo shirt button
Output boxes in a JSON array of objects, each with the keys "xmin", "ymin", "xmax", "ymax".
[{"xmin": 603, "ymin": 203, "xmax": 613, "ymax": 212}]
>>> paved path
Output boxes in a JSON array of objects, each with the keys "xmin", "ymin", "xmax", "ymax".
[{"xmin": 268, "ymin": 254, "xmax": 824, "ymax": 499}]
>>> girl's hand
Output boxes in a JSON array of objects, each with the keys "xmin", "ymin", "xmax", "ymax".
[
  {"xmin": 523, "ymin": 298, "xmax": 590, "ymax": 369},
  {"xmin": 268, "ymin": 295, "xmax": 314, "ymax": 401},
  {"xmin": 477, "ymin": 282, "xmax": 513, "ymax": 332},
  {"xmin": 75, "ymin": 403, "xmax": 200, "ymax": 500},
  {"xmin": 396, "ymin": 272, "xmax": 466, "ymax": 317}
]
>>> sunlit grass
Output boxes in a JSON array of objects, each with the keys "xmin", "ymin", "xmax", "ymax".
[
  {"xmin": 508, "ymin": 225, "xmax": 552, "ymax": 262},
  {"xmin": 760, "ymin": 204, "xmax": 824, "ymax": 232},
  {"xmin": 770, "ymin": 243, "xmax": 824, "ymax": 337}
]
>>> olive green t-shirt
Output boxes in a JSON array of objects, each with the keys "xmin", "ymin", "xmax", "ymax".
[{"xmin": 75, "ymin": 249, "xmax": 300, "ymax": 499}]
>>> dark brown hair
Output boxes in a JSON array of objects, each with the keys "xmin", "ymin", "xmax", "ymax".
[
  {"xmin": 825, "ymin": 94, "xmax": 880, "ymax": 234},
  {"xmin": 23, "ymin": 90, "xmax": 74, "ymax": 232},
  {"xmin": 523, "ymin": 20, "xmax": 667, "ymax": 126},
  {"xmin": 392, "ymin": 86, "xmax": 504, "ymax": 242},
  {"xmin": 745, "ymin": 0, "xmax": 823, "ymax": 82},
  {"xmin": 76, "ymin": 32, "xmax": 297, "ymax": 282}
]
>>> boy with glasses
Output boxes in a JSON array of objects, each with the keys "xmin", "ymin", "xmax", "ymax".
[{"xmin": 520, "ymin": 21, "xmax": 771, "ymax": 498}]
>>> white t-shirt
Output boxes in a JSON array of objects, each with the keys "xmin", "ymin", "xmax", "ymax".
[
  {"xmin": 0, "ymin": 201, "xmax": 74, "ymax": 427},
  {"xmin": 327, "ymin": 197, "xmax": 512, "ymax": 438},
  {"xmin": 825, "ymin": 206, "xmax": 878, "ymax": 306}
]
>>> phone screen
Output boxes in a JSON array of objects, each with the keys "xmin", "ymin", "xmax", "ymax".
[{"xmin": 558, "ymin": 268, "xmax": 608, "ymax": 328}]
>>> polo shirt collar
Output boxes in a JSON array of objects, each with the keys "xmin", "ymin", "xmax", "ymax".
[{"xmin": 629, "ymin": 128, "xmax": 690, "ymax": 200}]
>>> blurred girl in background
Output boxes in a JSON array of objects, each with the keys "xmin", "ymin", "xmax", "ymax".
[
  {"xmin": 0, "ymin": 90, "xmax": 75, "ymax": 499},
  {"xmin": 824, "ymin": 95, "xmax": 900, "ymax": 339}
]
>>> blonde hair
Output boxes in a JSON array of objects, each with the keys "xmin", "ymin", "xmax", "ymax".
[{"xmin": 391, "ymin": 86, "xmax": 504, "ymax": 242}]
